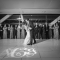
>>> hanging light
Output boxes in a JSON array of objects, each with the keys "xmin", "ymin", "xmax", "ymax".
[
  {"xmin": 17, "ymin": 14, "xmax": 21, "ymax": 20},
  {"xmin": 17, "ymin": 17, "xmax": 21, "ymax": 20}
]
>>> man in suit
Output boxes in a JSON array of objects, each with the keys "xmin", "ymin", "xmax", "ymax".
[
  {"xmin": 13, "ymin": 25, "xmax": 17, "ymax": 39},
  {"xmin": 45, "ymin": 23, "xmax": 49, "ymax": 39},
  {"xmin": 38, "ymin": 24, "xmax": 43, "ymax": 39},
  {"xmin": 27, "ymin": 20, "xmax": 36, "ymax": 45},
  {"xmin": 34, "ymin": 23, "xmax": 39, "ymax": 39}
]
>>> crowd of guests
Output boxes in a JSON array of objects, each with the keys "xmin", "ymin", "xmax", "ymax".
[
  {"xmin": 0, "ymin": 22, "xmax": 59, "ymax": 39},
  {"xmin": 0, "ymin": 24, "xmax": 25, "ymax": 39}
]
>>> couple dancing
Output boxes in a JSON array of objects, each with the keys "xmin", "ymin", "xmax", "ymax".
[{"xmin": 22, "ymin": 19, "xmax": 36, "ymax": 46}]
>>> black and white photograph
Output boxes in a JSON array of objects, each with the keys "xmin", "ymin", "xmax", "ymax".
[{"xmin": 0, "ymin": 0, "xmax": 60, "ymax": 60}]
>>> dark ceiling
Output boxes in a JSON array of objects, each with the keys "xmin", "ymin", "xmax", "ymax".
[
  {"xmin": 0, "ymin": 14, "xmax": 60, "ymax": 25},
  {"xmin": 0, "ymin": 14, "xmax": 7, "ymax": 19}
]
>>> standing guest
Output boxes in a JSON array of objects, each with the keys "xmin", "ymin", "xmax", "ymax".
[
  {"xmin": 31, "ymin": 22, "xmax": 36, "ymax": 44},
  {"xmin": 52, "ymin": 27, "xmax": 54, "ymax": 39},
  {"xmin": 45, "ymin": 23, "xmax": 49, "ymax": 39},
  {"xmin": 7, "ymin": 24, "xmax": 10, "ymax": 39},
  {"xmin": 35, "ymin": 23, "xmax": 39, "ymax": 39},
  {"xmin": 15, "ymin": 25, "xmax": 17, "ymax": 39},
  {"xmin": 40, "ymin": 25, "xmax": 43, "ymax": 39},
  {"xmin": 20, "ymin": 24, "xmax": 24, "ymax": 39},
  {"xmin": 21, "ymin": 25, "xmax": 25, "ymax": 39},
  {"xmin": 54, "ymin": 23, "xmax": 59, "ymax": 39},
  {"xmin": 3, "ymin": 24, "xmax": 7, "ymax": 39},
  {"xmin": 13, "ymin": 25, "xmax": 15, "ymax": 39},
  {"xmin": 38, "ymin": 24, "xmax": 43, "ymax": 39},
  {"xmin": 49, "ymin": 26, "xmax": 52, "ymax": 39},
  {"xmin": 10, "ymin": 25, "xmax": 13, "ymax": 39},
  {"xmin": 19, "ymin": 24, "xmax": 22, "ymax": 39},
  {"xmin": 13, "ymin": 25, "xmax": 17, "ymax": 39},
  {"xmin": 17, "ymin": 25, "xmax": 20, "ymax": 39},
  {"xmin": 49, "ymin": 26, "xmax": 54, "ymax": 39},
  {"xmin": 37, "ymin": 23, "xmax": 39, "ymax": 39},
  {"xmin": 55, "ymin": 23, "xmax": 59, "ymax": 39},
  {"xmin": 0, "ymin": 24, "xmax": 3, "ymax": 39},
  {"xmin": 38, "ymin": 24, "xmax": 42, "ymax": 39},
  {"xmin": 42, "ymin": 25, "xmax": 46, "ymax": 39},
  {"xmin": 53, "ymin": 24, "xmax": 56, "ymax": 39}
]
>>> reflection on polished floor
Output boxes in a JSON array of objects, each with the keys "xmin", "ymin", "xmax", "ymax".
[{"xmin": 0, "ymin": 39, "xmax": 60, "ymax": 60}]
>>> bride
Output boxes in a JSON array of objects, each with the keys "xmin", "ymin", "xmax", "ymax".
[{"xmin": 22, "ymin": 20, "xmax": 32, "ymax": 46}]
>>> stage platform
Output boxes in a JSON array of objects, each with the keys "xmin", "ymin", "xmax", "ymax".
[{"xmin": 0, "ymin": 39, "xmax": 60, "ymax": 60}]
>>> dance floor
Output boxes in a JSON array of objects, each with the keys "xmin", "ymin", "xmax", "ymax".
[{"xmin": 0, "ymin": 39, "xmax": 60, "ymax": 60}]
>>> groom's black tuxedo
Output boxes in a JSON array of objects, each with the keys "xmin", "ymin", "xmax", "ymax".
[{"xmin": 29, "ymin": 21, "xmax": 36, "ymax": 45}]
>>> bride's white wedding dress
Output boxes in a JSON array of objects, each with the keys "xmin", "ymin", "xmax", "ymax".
[{"xmin": 23, "ymin": 25, "xmax": 31, "ymax": 46}]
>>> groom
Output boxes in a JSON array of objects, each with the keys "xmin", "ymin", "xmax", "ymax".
[{"xmin": 27, "ymin": 20, "xmax": 36, "ymax": 45}]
